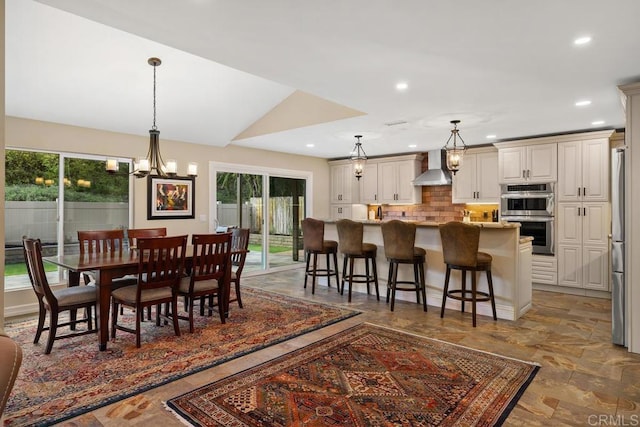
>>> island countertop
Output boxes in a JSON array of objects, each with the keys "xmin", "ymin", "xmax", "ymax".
[
  {"xmin": 322, "ymin": 220, "xmax": 532, "ymax": 321},
  {"xmin": 325, "ymin": 219, "xmax": 520, "ymax": 229}
]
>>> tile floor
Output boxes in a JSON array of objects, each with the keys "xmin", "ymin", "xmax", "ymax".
[{"xmin": 53, "ymin": 268, "xmax": 640, "ymax": 426}]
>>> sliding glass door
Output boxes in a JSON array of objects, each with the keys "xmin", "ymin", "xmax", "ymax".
[
  {"xmin": 213, "ymin": 164, "xmax": 309, "ymax": 273},
  {"xmin": 4, "ymin": 149, "xmax": 131, "ymax": 289}
]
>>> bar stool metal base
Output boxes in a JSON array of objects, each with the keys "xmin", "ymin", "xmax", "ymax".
[
  {"xmin": 304, "ymin": 249, "xmax": 340, "ymax": 294},
  {"xmin": 340, "ymin": 252, "xmax": 379, "ymax": 302},
  {"xmin": 386, "ymin": 256, "xmax": 427, "ymax": 312}
]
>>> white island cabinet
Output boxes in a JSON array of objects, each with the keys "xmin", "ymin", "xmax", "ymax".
[{"xmin": 324, "ymin": 221, "xmax": 532, "ymax": 321}]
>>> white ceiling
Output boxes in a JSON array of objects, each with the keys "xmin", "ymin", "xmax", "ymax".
[{"xmin": 6, "ymin": 0, "xmax": 640, "ymax": 159}]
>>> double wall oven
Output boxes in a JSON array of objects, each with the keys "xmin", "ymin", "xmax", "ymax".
[{"xmin": 500, "ymin": 183, "xmax": 554, "ymax": 255}]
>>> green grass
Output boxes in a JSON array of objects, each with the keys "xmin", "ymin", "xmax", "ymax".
[
  {"xmin": 249, "ymin": 244, "xmax": 292, "ymax": 254},
  {"xmin": 4, "ymin": 262, "xmax": 57, "ymax": 276}
]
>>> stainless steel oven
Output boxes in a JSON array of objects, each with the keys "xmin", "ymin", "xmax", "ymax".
[
  {"xmin": 501, "ymin": 216, "xmax": 555, "ymax": 255},
  {"xmin": 501, "ymin": 183, "xmax": 555, "ymax": 255},
  {"xmin": 500, "ymin": 183, "xmax": 554, "ymax": 216}
]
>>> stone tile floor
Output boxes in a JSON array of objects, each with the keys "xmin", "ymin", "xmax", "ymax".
[{"xmin": 50, "ymin": 268, "xmax": 640, "ymax": 426}]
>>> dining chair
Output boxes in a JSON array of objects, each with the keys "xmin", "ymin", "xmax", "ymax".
[
  {"xmin": 228, "ymin": 228, "xmax": 250, "ymax": 308},
  {"xmin": 77, "ymin": 229, "xmax": 137, "ymax": 288},
  {"xmin": 126, "ymin": 227, "xmax": 167, "ymax": 248},
  {"xmin": 126, "ymin": 227, "xmax": 168, "ymax": 319},
  {"xmin": 110, "ymin": 235, "xmax": 188, "ymax": 348},
  {"xmin": 22, "ymin": 237, "xmax": 98, "ymax": 354},
  {"xmin": 172, "ymin": 233, "xmax": 232, "ymax": 333}
]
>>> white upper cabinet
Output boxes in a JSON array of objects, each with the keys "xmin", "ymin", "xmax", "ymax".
[
  {"xmin": 498, "ymin": 143, "xmax": 557, "ymax": 184},
  {"xmin": 377, "ymin": 157, "xmax": 421, "ymax": 204},
  {"xmin": 557, "ymin": 138, "xmax": 609, "ymax": 202},
  {"xmin": 452, "ymin": 149, "xmax": 499, "ymax": 203},
  {"xmin": 329, "ymin": 162, "xmax": 358, "ymax": 204},
  {"xmin": 359, "ymin": 163, "xmax": 379, "ymax": 204}
]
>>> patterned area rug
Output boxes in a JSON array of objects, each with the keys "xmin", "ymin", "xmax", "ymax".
[
  {"xmin": 167, "ymin": 323, "xmax": 539, "ymax": 426},
  {"xmin": 3, "ymin": 288, "xmax": 359, "ymax": 427}
]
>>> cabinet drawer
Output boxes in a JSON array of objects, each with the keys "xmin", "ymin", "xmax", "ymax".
[{"xmin": 532, "ymin": 255, "xmax": 557, "ymax": 285}]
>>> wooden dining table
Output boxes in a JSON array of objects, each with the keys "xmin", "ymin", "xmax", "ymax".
[{"xmin": 43, "ymin": 247, "xmax": 239, "ymax": 351}]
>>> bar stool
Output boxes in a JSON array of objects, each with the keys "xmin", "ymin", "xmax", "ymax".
[
  {"xmin": 302, "ymin": 218, "xmax": 339, "ymax": 294},
  {"xmin": 381, "ymin": 220, "xmax": 427, "ymax": 312},
  {"xmin": 439, "ymin": 221, "xmax": 497, "ymax": 327},
  {"xmin": 336, "ymin": 219, "xmax": 380, "ymax": 302}
]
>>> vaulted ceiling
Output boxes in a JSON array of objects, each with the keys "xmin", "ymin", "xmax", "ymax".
[{"xmin": 7, "ymin": 0, "xmax": 640, "ymax": 159}]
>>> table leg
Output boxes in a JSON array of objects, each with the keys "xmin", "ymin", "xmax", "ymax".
[
  {"xmin": 68, "ymin": 271, "xmax": 81, "ymax": 329},
  {"xmin": 96, "ymin": 270, "xmax": 113, "ymax": 351}
]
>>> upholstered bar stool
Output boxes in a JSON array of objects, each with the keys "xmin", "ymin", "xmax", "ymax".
[
  {"xmin": 302, "ymin": 218, "xmax": 339, "ymax": 294},
  {"xmin": 381, "ymin": 220, "xmax": 427, "ymax": 312},
  {"xmin": 336, "ymin": 219, "xmax": 380, "ymax": 302},
  {"xmin": 438, "ymin": 221, "xmax": 497, "ymax": 327}
]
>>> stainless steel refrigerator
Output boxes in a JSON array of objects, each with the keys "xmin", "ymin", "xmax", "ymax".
[{"xmin": 612, "ymin": 148, "xmax": 626, "ymax": 346}]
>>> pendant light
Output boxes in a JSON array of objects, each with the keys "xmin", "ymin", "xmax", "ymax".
[
  {"xmin": 442, "ymin": 120, "xmax": 467, "ymax": 175},
  {"xmin": 106, "ymin": 57, "xmax": 197, "ymax": 178},
  {"xmin": 350, "ymin": 135, "xmax": 368, "ymax": 180}
]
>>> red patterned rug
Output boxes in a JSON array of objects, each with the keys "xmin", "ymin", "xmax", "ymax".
[
  {"xmin": 3, "ymin": 288, "xmax": 359, "ymax": 427},
  {"xmin": 167, "ymin": 323, "xmax": 539, "ymax": 426}
]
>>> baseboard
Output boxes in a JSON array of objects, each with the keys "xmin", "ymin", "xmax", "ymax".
[{"xmin": 533, "ymin": 283, "xmax": 611, "ymax": 299}]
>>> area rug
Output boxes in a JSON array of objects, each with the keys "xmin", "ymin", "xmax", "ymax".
[
  {"xmin": 167, "ymin": 323, "xmax": 539, "ymax": 426},
  {"xmin": 3, "ymin": 288, "xmax": 360, "ymax": 427}
]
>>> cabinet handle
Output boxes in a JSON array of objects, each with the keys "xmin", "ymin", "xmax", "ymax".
[
  {"xmin": 527, "ymin": 169, "xmax": 531, "ymax": 178},
  {"xmin": 583, "ymin": 187, "xmax": 586, "ymax": 196},
  {"xmin": 522, "ymin": 170, "xmax": 526, "ymax": 178},
  {"xmin": 374, "ymin": 194, "xmax": 377, "ymax": 201},
  {"xmin": 578, "ymin": 207, "xmax": 581, "ymax": 216},
  {"xmin": 583, "ymin": 207, "xmax": 586, "ymax": 216},
  {"xmin": 578, "ymin": 187, "xmax": 581, "ymax": 196}
]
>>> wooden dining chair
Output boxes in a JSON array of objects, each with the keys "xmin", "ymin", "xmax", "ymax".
[
  {"xmin": 110, "ymin": 235, "xmax": 188, "ymax": 348},
  {"xmin": 126, "ymin": 227, "xmax": 167, "ymax": 248},
  {"xmin": 172, "ymin": 233, "xmax": 232, "ymax": 332},
  {"xmin": 77, "ymin": 229, "xmax": 137, "ymax": 288},
  {"xmin": 22, "ymin": 237, "xmax": 98, "ymax": 354},
  {"xmin": 229, "ymin": 228, "xmax": 250, "ymax": 308}
]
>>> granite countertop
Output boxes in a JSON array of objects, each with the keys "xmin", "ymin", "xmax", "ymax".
[{"xmin": 327, "ymin": 219, "xmax": 520, "ymax": 229}]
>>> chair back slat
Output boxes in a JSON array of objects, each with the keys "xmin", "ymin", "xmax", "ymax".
[
  {"xmin": 78, "ymin": 229, "xmax": 126, "ymax": 255},
  {"xmin": 137, "ymin": 235, "xmax": 187, "ymax": 292}
]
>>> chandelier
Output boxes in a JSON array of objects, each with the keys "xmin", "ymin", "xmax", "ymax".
[
  {"xmin": 442, "ymin": 120, "xmax": 467, "ymax": 175},
  {"xmin": 350, "ymin": 135, "xmax": 368, "ymax": 180},
  {"xmin": 106, "ymin": 57, "xmax": 198, "ymax": 178}
]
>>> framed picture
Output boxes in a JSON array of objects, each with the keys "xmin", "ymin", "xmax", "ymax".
[{"xmin": 147, "ymin": 175, "xmax": 195, "ymax": 220}]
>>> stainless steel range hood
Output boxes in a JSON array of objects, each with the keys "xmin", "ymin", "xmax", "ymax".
[{"xmin": 412, "ymin": 150, "xmax": 452, "ymax": 186}]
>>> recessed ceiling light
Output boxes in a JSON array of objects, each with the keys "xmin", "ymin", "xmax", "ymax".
[
  {"xmin": 486, "ymin": 134, "xmax": 497, "ymax": 139},
  {"xmin": 408, "ymin": 144, "xmax": 417, "ymax": 148},
  {"xmin": 574, "ymin": 36, "xmax": 592, "ymax": 45},
  {"xmin": 575, "ymin": 100, "xmax": 591, "ymax": 107},
  {"xmin": 591, "ymin": 120, "xmax": 605, "ymax": 126},
  {"xmin": 396, "ymin": 82, "xmax": 408, "ymax": 91},
  {"xmin": 306, "ymin": 143, "xmax": 314, "ymax": 148}
]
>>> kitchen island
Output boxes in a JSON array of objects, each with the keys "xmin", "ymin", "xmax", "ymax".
[{"xmin": 323, "ymin": 220, "xmax": 532, "ymax": 321}]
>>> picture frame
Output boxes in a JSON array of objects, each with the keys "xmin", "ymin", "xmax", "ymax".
[{"xmin": 147, "ymin": 175, "xmax": 195, "ymax": 220}]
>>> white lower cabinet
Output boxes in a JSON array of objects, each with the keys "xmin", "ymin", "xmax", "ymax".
[
  {"xmin": 532, "ymin": 254, "xmax": 557, "ymax": 285},
  {"xmin": 330, "ymin": 205, "xmax": 352, "ymax": 220},
  {"xmin": 557, "ymin": 202, "xmax": 610, "ymax": 290}
]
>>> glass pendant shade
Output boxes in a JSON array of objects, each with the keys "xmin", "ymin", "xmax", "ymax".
[
  {"xmin": 350, "ymin": 135, "xmax": 367, "ymax": 180},
  {"xmin": 443, "ymin": 120, "xmax": 467, "ymax": 175}
]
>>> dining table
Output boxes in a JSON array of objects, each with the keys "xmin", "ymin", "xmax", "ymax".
[{"xmin": 43, "ymin": 247, "xmax": 241, "ymax": 351}]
